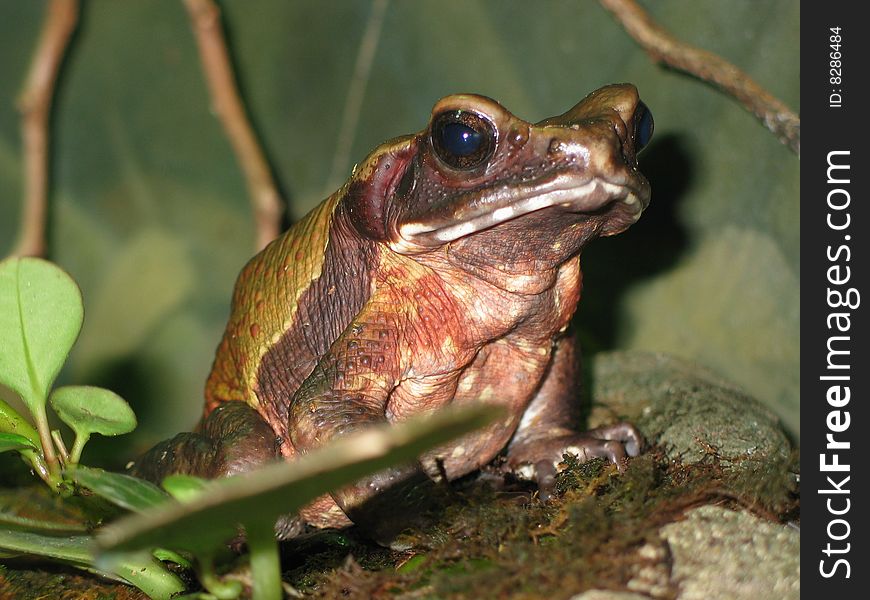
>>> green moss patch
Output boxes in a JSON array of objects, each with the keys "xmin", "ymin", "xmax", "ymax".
[{"xmin": 289, "ymin": 443, "xmax": 797, "ymax": 599}]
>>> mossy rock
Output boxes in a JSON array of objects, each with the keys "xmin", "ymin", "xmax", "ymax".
[
  {"xmin": 588, "ymin": 350, "xmax": 792, "ymax": 469},
  {"xmin": 568, "ymin": 351, "xmax": 799, "ymax": 600}
]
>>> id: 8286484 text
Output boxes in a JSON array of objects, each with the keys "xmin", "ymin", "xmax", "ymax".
[{"xmin": 829, "ymin": 27, "xmax": 843, "ymax": 108}]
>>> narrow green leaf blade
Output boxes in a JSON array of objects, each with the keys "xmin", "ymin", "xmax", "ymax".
[
  {"xmin": 99, "ymin": 551, "xmax": 188, "ymax": 599},
  {"xmin": 97, "ymin": 405, "xmax": 500, "ymax": 556},
  {"xmin": 0, "ymin": 432, "xmax": 38, "ymax": 454},
  {"xmin": 50, "ymin": 385, "xmax": 137, "ymax": 438},
  {"xmin": 0, "ymin": 510, "xmax": 88, "ymax": 534},
  {"xmin": 0, "ymin": 527, "xmax": 92, "ymax": 563},
  {"xmin": 0, "ymin": 258, "xmax": 83, "ymax": 412},
  {"xmin": 161, "ymin": 474, "xmax": 208, "ymax": 503},
  {"xmin": 0, "ymin": 528, "xmax": 185, "ymax": 599},
  {"xmin": 68, "ymin": 465, "xmax": 169, "ymax": 512}
]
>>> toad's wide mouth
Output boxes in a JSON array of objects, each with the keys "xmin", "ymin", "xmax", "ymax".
[{"xmin": 394, "ymin": 171, "xmax": 649, "ymax": 248}]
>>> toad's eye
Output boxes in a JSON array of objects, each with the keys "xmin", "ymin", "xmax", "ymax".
[
  {"xmin": 633, "ymin": 101, "xmax": 654, "ymax": 153},
  {"xmin": 431, "ymin": 110, "xmax": 496, "ymax": 170}
]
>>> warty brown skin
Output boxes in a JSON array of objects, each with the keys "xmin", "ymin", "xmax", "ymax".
[{"xmin": 132, "ymin": 84, "xmax": 652, "ymax": 537}]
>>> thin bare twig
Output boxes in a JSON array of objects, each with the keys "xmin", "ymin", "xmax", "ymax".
[
  {"xmin": 323, "ymin": 0, "xmax": 390, "ymax": 197},
  {"xmin": 600, "ymin": 0, "xmax": 800, "ymax": 156},
  {"xmin": 12, "ymin": 0, "xmax": 79, "ymax": 258},
  {"xmin": 183, "ymin": 0, "xmax": 284, "ymax": 250}
]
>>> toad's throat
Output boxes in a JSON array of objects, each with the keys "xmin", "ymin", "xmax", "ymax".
[{"xmin": 399, "ymin": 175, "xmax": 644, "ymax": 245}]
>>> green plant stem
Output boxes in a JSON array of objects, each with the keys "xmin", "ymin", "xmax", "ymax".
[
  {"xmin": 19, "ymin": 447, "xmax": 50, "ymax": 482},
  {"xmin": 31, "ymin": 403, "xmax": 61, "ymax": 486},
  {"xmin": 199, "ymin": 553, "xmax": 242, "ymax": 599},
  {"xmin": 51, "ymin": 429, "xmax": 69, "ymax": 462},
  {"xmin": 68, "ymin": 431, "xmax": 88, "ymax": 465},
  {"xmin": 247, "ymin": 523, "xmax": 281, "ymax": 600}
]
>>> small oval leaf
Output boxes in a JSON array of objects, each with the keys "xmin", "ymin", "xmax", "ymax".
[
  {"xmin": 68, "ymin": 465, "xmax": 169, "ymax": 513},
  {"xmin": 50, "ymin": 386, "xmax": 137, "ymax": 438},
  {"xmin": 0, "ymin": 258, "xmax": 84, "ymax": 413}
]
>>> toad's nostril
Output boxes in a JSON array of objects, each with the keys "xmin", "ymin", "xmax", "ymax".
[{"xmin": 507, "ymin": 124, "xmax": 530, "ymax": 148}]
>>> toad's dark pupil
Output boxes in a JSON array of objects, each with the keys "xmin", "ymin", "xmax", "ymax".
[
  {"xmin": 441, "ymin": 122, "xmax": 482, "ymax": 157},
  {"xmin": 634, "ymin": 102, "xmax": 654, "ymax": 152}
]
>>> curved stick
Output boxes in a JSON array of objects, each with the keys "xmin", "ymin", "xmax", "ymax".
[
  {"xmin": 183, "ymin": 0, "xmax": 285, "ymax": 250},
  {"xmin": 600, "ymin": 0, "xmax": 800, "ymax": 156},
  {"xmin": 13, "ymin": 0, "xmax": 79, "ymax": 258}
]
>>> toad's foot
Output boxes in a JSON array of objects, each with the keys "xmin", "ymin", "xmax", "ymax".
[{"xmin": 506, "ymin": 422, "xmax": 643, "ymax": 500}]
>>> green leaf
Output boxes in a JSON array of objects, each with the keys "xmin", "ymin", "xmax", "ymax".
[
  {"xmin": 0, "ymin": 398, "xmax": 40, "ymax": 447},
  {"xmin": 67, "ymin": 465, "xmax": 168, "ymax": 513},
  {"xmin": 162, "ymin": 474, "xmax": 209, "ymax": 503},
  {"xmin": 97, "ymin": 550, "xmax": 188, "ymax": 600},
  {"xmin": 0, "ymin": 399, "xmax": 50, "ymax": 480},
  {"xmin": 0, "ymin": 432, "xmax": 38, "ymax": 454},
  {"xmin": 0, "ymin": 527, "xmax": 91, "ymax": 564},
  {"xmin": 97, "ymin": 405, "xmax": 500, "ymax": 557},
  {"xmin": 0, "ymin": 510, "xmax": 88, "ymax": 534},
  {"xmin": 0, "ymin": 258, "xmax": 83, "ymax": 415},
  {"xmin": 50, "ymin": 385, "xmax": 136, "ymax": 463},
  {"xmin": 152, "ymin": 546, "xmax": 193, "ymax": 569},
  {"xmin": 0, "ymin": 528, "xmax": 185, "ymax": 599},
  {"xmin": 50, "ymin": 385, "xmax": 136, "ymax": 437}
]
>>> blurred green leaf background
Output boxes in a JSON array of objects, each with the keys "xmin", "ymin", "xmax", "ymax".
[{"xmin": 0, "ymin": 0, "xmax": 799, "ymax": 464}]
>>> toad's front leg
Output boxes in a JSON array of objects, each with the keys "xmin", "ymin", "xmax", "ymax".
[
  {"xmin": 287, "ymin": 313, "xmax": 445, "ymax": 540},
  {"xmin": 506, "ymin": 334, "xmax": 643, "ymax": 497}
]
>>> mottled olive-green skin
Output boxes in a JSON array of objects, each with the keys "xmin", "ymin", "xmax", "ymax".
[{"xmin": 134, "ymin": 84, "xmax": 651, "ymax": 534}]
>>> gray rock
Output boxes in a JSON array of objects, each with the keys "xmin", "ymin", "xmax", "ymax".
[{"xmin": 656, "ymin": 505, "xmax": 799, "ymax": 599}]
